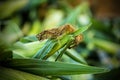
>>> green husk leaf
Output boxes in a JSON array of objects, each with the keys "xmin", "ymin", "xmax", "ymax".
[
  {"xmin": 66, "ymin": 49, "xmax": 87, "ymax": 64},
  {"xmin": 6, "ymin": 59, "xmax": 110, "ymax": 76},
  {"xmin": 55, "ymin": 38, "xmax": 73, "ymax": 61},
  {"xmin": 33, "ymin": 23, "xmax": 91, "ymax": 60},
  {"xmin": 13, "ymin": 41, "xmax": 46, "ymax": 58},
  {"xmin": 20, "ymin": 35, "xmax": 38, "ymax": 43},
  {"xmin": 33, "ymin": 39, "xmax": 57, "ymax": 59},
  {"xmin": 43, "ymin": 35, "xmax": 74, "ymax": 59},
  {"xmin": 0, "ymin": 66, "xmax": 48, "ymax": 80},
  {"xmin": 72, "ymin": 23, "xmax": 92, "ymax": 36}
]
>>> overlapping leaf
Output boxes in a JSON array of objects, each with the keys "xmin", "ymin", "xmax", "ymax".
[{"xmin": 5, "ymin": 59, "xmax": 110, "ymax": 76}]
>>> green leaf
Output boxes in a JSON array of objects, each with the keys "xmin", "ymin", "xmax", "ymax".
[
  {"xmin": 0, "ymin": 66, "xmax": 48, "ymax": 80},
  {"xmin": 20, "ymin": 35, "xmax": 38, "ymax": 43},
  {"xmin": 6, "ymin": 59, "xmax": 110, "ymax": 76},
  {"xmin": 13, "ymin": 41, "xmax": 46, "ymax": 58},
  {"xmin": 0, "ymin": 0, "xmax": 28, "ymax": 19},
  {"xmin": 59, "ymin": 2, "xmax": 88, "ymax": 26},
  {"xmin": 0, "ymin": 39, "xmax": 12, "ymax": 62},
  {"xmin": 66, "ymin": 49, "xmax": 87, "ymax": 64},
  {"xmin": 72, "ymin": 23, "xmax": 92, "ymax": 36},
  {"xmin": 33, "ymin": 23, "xmax": 91, "ymax": 60},
  {"xmin": 55, "ymin": 39, "xmax": 73, "ymax": 61},
  {"xmin": 43, "ymin": 35, "xmax": 74, "ymax": 59},
  {"xmin": 1, "ymin": 21, "xmax": 23, "ymax": 43},
  {"xmin": 33, "ymin": 39, "xmax": 57, "ymax": 59},
  {"xmin": 28, "ymin": 20, "xmax": 42, "ymax": 35},
  {"xmin": 93, "ymin": 38, "xmax": 120, "ymax": 54}
]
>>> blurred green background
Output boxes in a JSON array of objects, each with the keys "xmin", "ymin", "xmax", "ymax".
[{"xmin": 0, "ymin": 0, "xmax": 120, "ymax": 80}]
